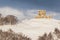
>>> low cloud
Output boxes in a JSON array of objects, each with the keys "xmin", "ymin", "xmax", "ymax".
[
  {"xmin": 0, "ymin": 7, "xmax": 59, "ymax": 21},
  {"xmin": 46, "ymin": 11, "xmax": 60, "ymax": 16},
  {"xmin": 0, "ymin": 7, "xmax": 25, "ymax": 20}
]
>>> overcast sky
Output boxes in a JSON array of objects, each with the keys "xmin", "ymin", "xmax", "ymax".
[{"xmin": 0, "ymin": 0, "xmax": 60, "ymax": 20}]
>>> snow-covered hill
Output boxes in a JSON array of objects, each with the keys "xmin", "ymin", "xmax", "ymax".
[{"xmin": 0, "ymin": 18, "xmax": 60, "ymax": 40}]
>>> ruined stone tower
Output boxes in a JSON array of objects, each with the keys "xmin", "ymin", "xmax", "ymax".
[{"xmin": 36, "ymin": 10, "xmax": 51, "ymax": 19}]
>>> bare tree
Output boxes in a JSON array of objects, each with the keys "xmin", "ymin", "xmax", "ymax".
[
  {"xmin": 4, "ymin": 15, "xmax": 18, "ymax": 25},
  {"xmin": 0, "ymin": 14, "xmax": 4, "ymax": 25}
]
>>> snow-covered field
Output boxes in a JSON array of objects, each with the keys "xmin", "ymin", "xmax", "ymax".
[{"xmin": 0, "ymin": 18, "xmax": 60, "ymax": 40}]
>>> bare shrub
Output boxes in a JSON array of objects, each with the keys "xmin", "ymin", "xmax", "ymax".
[
  {"xmin": 38, "ymin": 28, "xmax": 60, "ymax": 40},
  {"xmin": 38, "ymin": 33, "xmax": 47, "ymax": 40},
  {"xmin": 0, "ymin": 29, "xmax": 31, "ymax": 40},
  {"xmin": 54, "ymin": 28, "xmax": 60, "ymax": 39},
  {"xmin": 38, "ymin": 33, "xmax": 54, "ymax": 40},
  {"xmin": 54, "ymin": 28, "xmax": 60, "ymax": 34},
  {"xmin": 47, "ymin": 32, "xmax": 54, "ymax": 40}
]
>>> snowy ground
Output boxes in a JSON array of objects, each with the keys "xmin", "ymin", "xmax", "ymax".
[{"xmin": 0, "ymin": 18, "xmax": 60, "ymax": 40}]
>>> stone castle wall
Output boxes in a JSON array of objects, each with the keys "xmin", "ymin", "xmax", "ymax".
[{"xmin": 36, "ymin": 10, "xmax": 51, "ymax": 19}]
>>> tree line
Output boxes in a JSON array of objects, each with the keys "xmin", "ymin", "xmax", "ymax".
[{"xmin": 0, "ymin": 14, "xmax": 18, "ymax": 25}]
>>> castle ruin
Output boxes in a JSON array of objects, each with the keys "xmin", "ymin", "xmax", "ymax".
[{"xmin": 36, "ymin": 10, "xmax": 51, "ymax": 19}]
